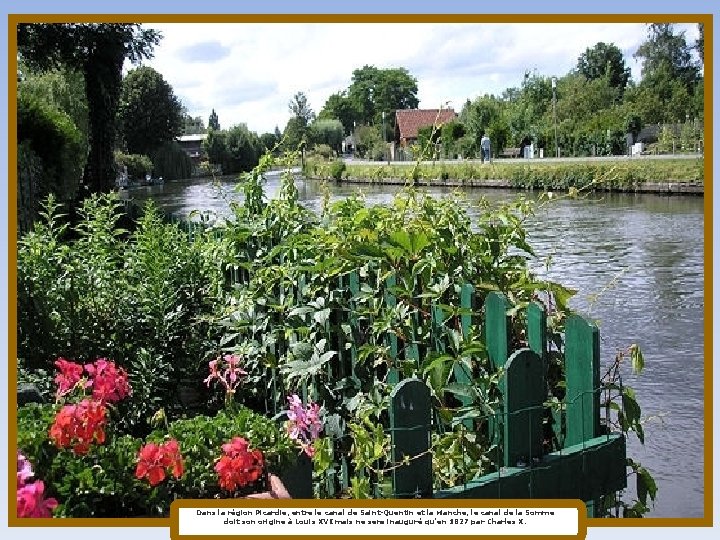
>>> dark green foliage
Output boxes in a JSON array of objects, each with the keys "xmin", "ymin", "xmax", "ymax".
[
  {"xmin": 577, "ymin": 42, "xmax": 631, "ymax": 92},
  {"xmin": 147, "ymin": 407, "xmax": 297, "ymax": 500},
  {"xmin": 17, "ymin": 23, "xmax": 161, "ymax": 194},
  {"xmin": 329, "ymin": 160, "xmax": 346, "ymax": 180},
  {"xmin": 17, "ymin": 195, "xmax": 228, "ymax": 434},
  {"xmin": 114, "ymin": 150, "xmax": 153, "ymax": 180},
  {"xmin": 17, "ymin": 90, "xmax": 83, "ymax": 204},
  {"xmin": 151, "ymin": 141, "xmax": 192, "ymax": 180},
  {"xmin": 118, "ymin": 66, "xmax": 183, "ymax": 156},
  {"xmin": 208, "ymin": 108, "xmax": 220, "ymax": 130}
]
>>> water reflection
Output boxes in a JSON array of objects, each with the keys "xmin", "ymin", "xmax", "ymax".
[{"xmin": 122, "ymin": 174, "xmax": 705, "ymax": 518}]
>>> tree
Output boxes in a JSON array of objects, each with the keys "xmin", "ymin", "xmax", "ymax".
[
  {"xmin": 202, "ymin": 129, "xmax": 229, "ymax": 172},
  {"xmin": 318, "ymin": 91, "xmax": 358, "ymax": 135},
  {"xmin": 282, "ymin": 116, "xmax": 306, "ymax": 152},
  {"xmin": 288, "ymin": 91, "xmax": 315, "ymax": 127},
  {"xmin": 259, "ymin": 132, "xmax": 279, "ymax": 152},
  {"xmin": 309, "ymin": 119, "xmax": 344, "ymax": 153},
  {"xmin": 634, "ymin": 24, "xmax": 699, "ymax": 92},
  {"xmin": 18, "ymin": 63, "xmax": 89, "ymax": 173},
  {"xmin": 182, "ymin": 114, "xmax": 205, "ymax": 135},
  {"xmin": 208, "ymin": 109, "xmax": 220, "ymax": 131},
  {"xmin": 696, "ymin": 23, "xmax": 704, "ymax": 64},
  {"xmin": 347, "ymin": 65, "xmax": 418, "ymax": 128},
  {"xmin": 225, "ymin": 124, "xmax": 261, "ymax": 173},
  {"xmin": 577, "ymin": 42, "xmax": 631, "ymax": 93},
  {"xmin": 117, "ymin": 66, "xmax": 183, "ymax": 156},
  {"xmin": 17, "ymin": 23, "xmax": 161, "ymax": 194}
]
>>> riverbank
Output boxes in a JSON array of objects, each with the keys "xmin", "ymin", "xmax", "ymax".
[{"xmin": 304, "ymin": 157, "xmax": 704, "ymax": 195}]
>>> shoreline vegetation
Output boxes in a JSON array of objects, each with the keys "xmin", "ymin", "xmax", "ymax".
[{"xmin": 303, "ymin": 157, "xmax": 704, "ymax": 195}]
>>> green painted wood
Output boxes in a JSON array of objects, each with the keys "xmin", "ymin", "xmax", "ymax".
[
  {"xmin": 389, "ymin": 379, "xmax": 433, "ymax": 498},
  {"xmin": 565, "ymin": 314, "xmax": 601, "ymax": 447},
  {"xmin": 434, "ymin": 433, "xmax": 626, "ymax": 503},
  {"xmin": 502, "ymin": 348, "xmax": 545, "ymax": 467},
  {"xmin": 527, "ymin": 302, "xmax": 547, "ymax": 362},
  {"xmin": 385, "ymin": 275, "xmax": 399, "ymax": 384},
  {"xmin": 485, "ymin": 292, "xmax": 509, "ymax": 448},
  {"xmin": 485, "ymin": 291, "xmax": 509, "ymax": 370},
  {"xmin": 431, "ymin": 304, "xmax": 445, "ymax": 352}
]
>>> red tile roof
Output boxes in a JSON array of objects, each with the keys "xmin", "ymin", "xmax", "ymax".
[{"xmin": 395, "ymin": 109, "xmax": 457, "ymax": 141}]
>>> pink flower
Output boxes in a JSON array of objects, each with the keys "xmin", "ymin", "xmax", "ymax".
[
  {"xmin": 54, "ymin": 358, "xmax": 85, "ymax": 398},
  {"xmin": 84, "ymin": 358, "xmax": 131, "ymax": 403},
  {"xmin": 204, "ymin": 354, "xmax": 247, "ymax": 397},
  {"xmin": 17, "ymin": 480, "xmax": 58, "ymax": 518},
  {"xmin": 17, "ymin": 451, "xmax": 33, "ymax": 487},
  {"xmin": 285, "ymin": 394, "xmax": 323, "ymax": 458}
]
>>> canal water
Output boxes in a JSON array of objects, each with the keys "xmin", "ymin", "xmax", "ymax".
[{"xmin": 122, "ymin": 173, "xmax": 705, "ymax": 518}]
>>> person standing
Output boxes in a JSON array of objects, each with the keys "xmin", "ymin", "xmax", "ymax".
[{"xmin": 481, "ymin": 133, "xmax": 491, "ymax": 163}]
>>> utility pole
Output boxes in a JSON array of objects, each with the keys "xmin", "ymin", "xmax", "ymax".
[{"xmin": 552, "ymin": 76, "xmax": 558, "ymax": 158}]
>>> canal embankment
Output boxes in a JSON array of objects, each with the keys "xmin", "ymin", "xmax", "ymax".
[{"xmin": 304, "ymin": 157, "xmax": 705, "ymax": 195}]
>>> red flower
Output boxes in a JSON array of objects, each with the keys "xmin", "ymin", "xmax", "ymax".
[
  {"xmin": 135, "ymin": 439, "xmax": 184, "ymax": 486},
  {"xmin": 214, "ymin": 437, "xmax": 264, "ymax": 492},
  {"xmin": 84, "ymin": 358, "xmax": 131, "ymax": 403},
  {"xmin": 48, "ymin": 399, "xmax": 107, "ymax": 455},
  {"xmin": 54, "ymin": 358, "xmax": 85, "ymax": 398}
]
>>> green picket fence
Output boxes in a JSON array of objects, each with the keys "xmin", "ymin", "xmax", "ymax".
[
  {"xmin": 125, "ymin": 202, "xmax": 626, "ymax": 508},
  {"xmin": 388, "ymin": 291, "xmax": 626, "ymax": 515}
]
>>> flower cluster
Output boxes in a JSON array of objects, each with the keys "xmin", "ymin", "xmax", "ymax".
[
  {"xmin": 85, "ymin": 358, "xmax": 131, "ymax": 403},
  {"xmin": 53, "ymin": 357, "xmax": 131, "ymax": 403},
  {"xmin": 17, "ymin": 451, "xmax": 58, "ymax": 518},
  {"xmin": 49, "ymin": 399, "xmax": 108, "ymax": 455},
  {"xmin": 214, "ymin": 437, "xmax": 265, "ymax": 492},
  {"xmin": 285, "ymin": 394, "xmax": 323, "ymax": 458},
  {"xmin": 204, "ymin": 354, "xmax": 247, "ymax": 400},
  {"xmin": 54, "ymin": 358, "xmax": 86, "ymax": 398},
  {"xmin": 135, "ymin": 439, "xmax": 184, "ymax": 486}
]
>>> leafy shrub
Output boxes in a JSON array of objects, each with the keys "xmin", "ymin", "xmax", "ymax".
[
  {"xmin": 17, "ymin": 195, "xmax": 229, "ymax": 434},
  {"xmin": 17, "ymin": 90, "xmax": 83, "ymax": 204},
  {"xmin": 152, "ymin": 140, "xmax": 192, "ymax": 180},
  {"xmin": 147, "ymin": 407, "xmax": 297, "ymax": 500},
  {"xmin": 329, "ymin": 160, "xmax": 346, "ymax": 180},
  {"xmin": 312, "ymin": 143, "xmax": 334, "ymax": 160},
  {"xmin": 113, "ymin": 150, "xmax": 153, "ymax": 180}
]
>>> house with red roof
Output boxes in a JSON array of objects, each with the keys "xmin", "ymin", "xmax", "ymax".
[{"xmin": 394, "ymin": 108, "xmax": 457, "ymax": 147}]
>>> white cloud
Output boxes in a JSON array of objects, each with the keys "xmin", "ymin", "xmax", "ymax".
[{"xmin": 141, "ymin": 22, "xmax": 701, "ymax": 134}]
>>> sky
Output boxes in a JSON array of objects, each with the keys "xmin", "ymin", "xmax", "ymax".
[{"xmin": 139, "ymin": 22, "xmax": 701, "ymax": 135}]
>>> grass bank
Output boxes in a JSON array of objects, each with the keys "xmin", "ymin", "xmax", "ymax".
[{"xmin": 305, "ymin": 157, "xmax": 704, "ymax": 193}]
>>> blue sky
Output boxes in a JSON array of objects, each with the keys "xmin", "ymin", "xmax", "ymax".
[{"xmin": 140, "ymin": 22, "xmax": 702, "ymax": 134}]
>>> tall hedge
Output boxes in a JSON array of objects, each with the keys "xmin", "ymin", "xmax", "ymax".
[{"xmin": 17, "ymin": 90, "xmax": 84, "ymax": 228}]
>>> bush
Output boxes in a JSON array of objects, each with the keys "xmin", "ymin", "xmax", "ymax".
[
  {"xmin": 152, "ymin": 140, "xmax": 193, "ymax": 180},
  {"xmin": 114, "ymin": 150, "xmax": 153, "ymax": 180},
  {"xmin": 147, "ymin": 407, "xmax": 297, "ymax": 500},
  {"xmin": 17, "ymin": 195, "xmax": 229, "ymax": 434},
  {"xmin": 312, "ymin": 143, "xmax": 334, "ymax": 160},
  {"xmin": 17, "ymin": 90, "xmax": 83, "ymax": 205},
  {"xmin": 329, "ymin": 160, "xmax": 346, "ymax": 180}
]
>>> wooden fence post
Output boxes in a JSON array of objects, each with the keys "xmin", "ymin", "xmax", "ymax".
[
  {"xmin": 390, "ymin": 379, "xmax": 433, "ymax": 498},
  {"xmin": 485, "ymin": 292, "xmax": 510, "ymax": 370},
  {"xmin": 502, "ymin": 349, "xmax": 545, "ymax": 467},
  {"xmin": 564, "ymin": 314, "xmax": 601, "ymax": 516},
  {"xmin": 485, "ymin": 291, "xmax": 510, "ymax": 447},
  {"xmin": 564, "ymin": 314, "xmax": 600, "ymax": 447}
]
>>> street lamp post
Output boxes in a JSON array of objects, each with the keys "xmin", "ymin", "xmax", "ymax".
[
  {"xmin": 382, "ymin": 111, "xmax": 387, "ymax": 163},
  {"xmin": 552, "ymin": 76, "xmax": 558, "ymax": 158}
]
